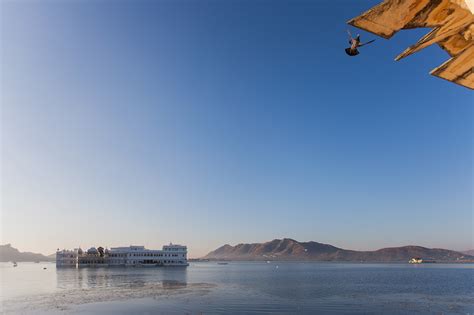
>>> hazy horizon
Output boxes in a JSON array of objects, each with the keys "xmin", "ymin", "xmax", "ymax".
[
  {"xmin": 1, "ymin": 0, "xmax": 472, "ymax": 258},
  {"xmin": 1, "ymin": 237, "xmax": 474, "ymax": 259}
]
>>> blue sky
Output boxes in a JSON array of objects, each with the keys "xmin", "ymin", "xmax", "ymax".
[{"xmin": 1, "ymin": 0, "xmax": 472, "ymax": 257}]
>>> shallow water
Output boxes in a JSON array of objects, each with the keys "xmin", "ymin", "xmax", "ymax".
[{"xmin": 1, "ymin": 262, "xmax": 473, "ymax": 314}]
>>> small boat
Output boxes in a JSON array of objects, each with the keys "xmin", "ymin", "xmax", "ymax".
[
  {"xmin": 13, "ymin": 262, "xmax": 18, "ymax": 267},
  {"xmin": 217, "ymin": 262, "xmax": 228, "ymax": 265},
  {"xmin": 409, "ymin": 257, "xmax": 423, "ymax": 264},
  {"xmin": 43, "ymin": 267, "xmax": 47, "ymax": 270}
]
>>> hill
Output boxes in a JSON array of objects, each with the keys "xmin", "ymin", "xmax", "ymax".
[
  {"xmin": 462, "ymin": 249, "xmax": 474, "ymax": 256},
  {"xmin": 203, "ymin": 238, "xmax": 473, "ymax": 262},
  {"xmin": 0, "ymin": 244, "xmax": 53, "ymax": 262}
]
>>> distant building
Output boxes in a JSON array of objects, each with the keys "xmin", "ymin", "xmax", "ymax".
[
  {"xmin": 56, "ymin": 249, "xmax": 78, "ymax": 267},
  {"xmin": 56, "ymin": 244, "xmax": 188, "ymax": 267}
]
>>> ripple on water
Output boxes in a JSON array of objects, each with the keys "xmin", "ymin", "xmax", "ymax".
[{"xmin": 2, "ymin": 262, "xmax": 473, "ymax": 314}]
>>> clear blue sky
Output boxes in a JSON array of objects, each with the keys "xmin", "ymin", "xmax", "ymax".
[{"xmin": 1, "ymin": 0, "xmax": 472, "ymax": 257}]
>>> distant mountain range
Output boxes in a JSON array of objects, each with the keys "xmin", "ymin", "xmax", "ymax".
[
  {"xmin": 462, "ymin": 249, "xmax": 474, "ymax": 256},
  {"xmin": 2, "ymin": 241, "xmax": 471, "ymax": 263},
  {"xmin": 0, "ymin": 244, "xmax": 53, "ymax": 262},
  {"xmin": 203, "ymin": 239, "xmax": 473, "ymax": 262}
]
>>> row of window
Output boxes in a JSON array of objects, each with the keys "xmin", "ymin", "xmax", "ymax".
[
  {"xmin": 128, "ymin": 253, "xmax": 184, "ymax": 257},
  {"xmin": 57, "ymin": 260, "xmax": 76, "ymax": 264},
  {"xmin": 130, "ymin": 260, "xmax": 183, "ymax": 264},
  {"xmin": 57, "ymin": 254, "xmax": 76, "ymax": 258},
  {"xmin": 106, "ymin": 260, "xmax": 186, "ymax": 265}
]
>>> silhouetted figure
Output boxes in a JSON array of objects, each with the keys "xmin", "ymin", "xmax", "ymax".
[{"xmin": 345, "ymin": 30, "xmax": 375, "ymax": 56}]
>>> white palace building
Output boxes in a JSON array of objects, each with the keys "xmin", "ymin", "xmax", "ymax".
[{"xmin": 56, "ymin": 244, "xmax": 188, "ymax": 267}]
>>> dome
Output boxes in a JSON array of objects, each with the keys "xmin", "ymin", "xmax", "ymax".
[
  {"xmin": 87, "ymin": 247, "xmax": 98, "ymax": 255},
  {"xmin": 78, "ymin": 248, "xmax": 83, "ymax": 255}
]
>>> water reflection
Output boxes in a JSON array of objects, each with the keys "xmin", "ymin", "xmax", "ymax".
[
  {"xmin": 56, "ymin": 267, "xmax": 188, "ymax": 291},
  {"xmin": 4, "ymin": 263, "xmax": 472, "ymax": 314},
  {"xmin": 162, "ymin": 280, "xmax": 187, "ymax": 290}
]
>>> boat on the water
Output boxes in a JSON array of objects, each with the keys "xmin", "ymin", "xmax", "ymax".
[
  {"xmin": 409, "ymin": 257, "xmax": 423, "ymax": 264},
  {"xmin": 13, "ymin": 262, "xmax": 18, "ymax": 267},
  {"xmin": 217, "ymin": 262, "xmax": 228, "ymax": 265}
]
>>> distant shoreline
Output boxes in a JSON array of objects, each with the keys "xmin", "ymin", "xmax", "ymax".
[
  {"xmin": 202, "ymin": 239, "xmax": 474, "ymax": 263},
  {"xmin": 189, "ymin": 259, "xmax": 474, "ymax": 264}
]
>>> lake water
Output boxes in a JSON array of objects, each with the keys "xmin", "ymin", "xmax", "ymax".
[{"xmin": 1, "ymin": 262, "xmax": 473, "ymax": 314}]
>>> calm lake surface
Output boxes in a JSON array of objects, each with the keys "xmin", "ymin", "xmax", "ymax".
[{"xmin": 1, "ymin": 261, "xmax": 473, "ymax": 314}]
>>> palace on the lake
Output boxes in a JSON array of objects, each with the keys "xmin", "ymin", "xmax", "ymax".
[{"xmin": 56, "ymin": 244, "xmax": 188, "ymax": 267}]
